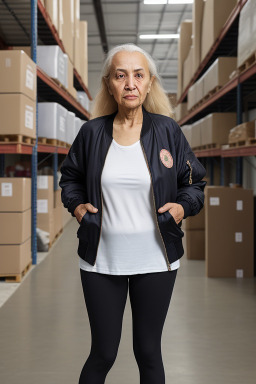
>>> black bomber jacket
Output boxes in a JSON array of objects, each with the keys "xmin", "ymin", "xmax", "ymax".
[{"xmin": 59, "ymin": 106, "xmax": 207, "ymax": 271}]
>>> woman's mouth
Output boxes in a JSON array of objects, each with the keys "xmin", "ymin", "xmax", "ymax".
[{"xmin": 124, "ymin": 95, "xmax": 138, "ymax": 100}]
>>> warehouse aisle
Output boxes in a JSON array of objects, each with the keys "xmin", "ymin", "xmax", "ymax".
[{"xmin": 0, "ymin": 219, "xmax": 256, "ymax": 384}]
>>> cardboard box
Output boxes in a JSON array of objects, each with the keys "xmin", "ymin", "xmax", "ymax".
[
  {"xmin": 12, "ymin": 46, "xmax": 31, "ymax": 58},
  {"xmin": 181, "ymin": 125, "xmax": 192, "ymax": 146},
  {"xmin": 192, "ymin": 0, "xmax": 205, "ymax": 74},
  {"xmin": 37, "ymin": 212, "xmax": 55, "ymax": 244},
  {"xmin": 184, "ymin": 229, "xmax": 205, "ymax": 260},
  {"xmin": 175, "ymin": 102, "xmax": 188, "ymax": 122},
  {"xmin": 37, "ymin": 176, "xmax": 54, "ymax": 243},
  {"xmin": 37, "ymin": 45, "xmax": 66, "ymax": 86},
  {"xmin": 66, "ymin": 111, "xmax": 76, "ymax": 145},
  {"xmin": 37, "ymin": 176, "xmax": 54, "ymax": 209},
  {"xmin": 187, "ymin": 83, "xmax": 196, "ymax": 110},
  {"xmin": 79, "ymin": 20, "xmax": 88, "ymax": 86},
  {"xmin": 73, "ymin": 0, "xmax": 80, "ymax": 72},
  {"xmin": 205, "ymin": 186, "xmax": 254, "ymax": 278},
  {"xmin": 191, "ymin": 119, "xmax": 203, "ymax": 148},
  {"xmin": 202, "ymin": 113, "xmax": 237, "ymax": 146},
  {"xmin": 0, "ymin": 178, "xmax": 31, "ymax": 212},
  {"xmin": 45, "ymin": 0, "xmax": 58, "ymax": 31},
  {"xmin": 75, "ymin": 117, "xmax": 82, "ymax": 137},
  {"xmin": 0, "ymin": 209, "xmax": 31, "ymax": 244},
  {"xmin": 38, "ymin": 102, "xmax": 67, "ymax": 142},
  {"xmin": 228, "ymin": 120, "xmax": 256, "ymax": 144},
  {"xmin": 201, "ymin": 0, "xmax": 237, "ymax": 61},
  {"xmin": 0, "ymin": 237, "xmax": 31, "ymax": 275},
  {"xmin": 203, "ymin": 57, "xmax": 237, "ymax": 96},
  {"xmin": 177, "ymin": 20, "xmax": 192, "ymax": 99},
  {"xmin": 66, "ymin": 55, "xmax": 77, "ymax": 99},
  {"xmin": 0, "ymin": 94, "xmax": 36, "ymax": 139},
  {"xmin": 0, "ymin": 50, "xmax": 36, "ymax": 101},
  {"xmin": 59, "ymin": 0, "xmax": 74, "ymax": 63},
  {"xmin": 182, "ymin": 206, "xmax": 205, "ymax": 230},
  {"xmin": 195, "ymin": 74, "xmax": 204, "ymax": 104},
  {"xmin": 54, "ymin": 189, "xmax": 62, "ymax": 208},
  {"xmin": 183, "ymin": 46, "xmax": 193, "ymax": 90},
  {"xmin": 237, "ymin": 0, "xmax": 256, "ymax": 68}
]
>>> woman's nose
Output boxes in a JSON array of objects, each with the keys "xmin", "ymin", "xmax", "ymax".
[{"xmin": 125, "ymin": 75, "xmax": 136, "ymax": 90}]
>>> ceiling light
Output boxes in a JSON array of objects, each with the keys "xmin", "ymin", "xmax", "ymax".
[
  {"xmin": 139, "ymin": 34, "xmax": 180, "ymax": 39},
  {"xmin": 143, "ymin": 0, "xmax": 193, "ymax": 4},
  {"xmin": 168, "ymin": 0, "xmax": 193, "ymax": 4},
  {"xmin": 144, "ymin": 1, "xmax": 167, "ymax": 4}
]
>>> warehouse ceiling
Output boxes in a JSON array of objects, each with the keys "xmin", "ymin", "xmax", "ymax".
[{"xmin": 81, "ymin": 0, "xmax": 192, "ymax": 98}]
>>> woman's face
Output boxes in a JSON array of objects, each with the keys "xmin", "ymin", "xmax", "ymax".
[{"xmin": 107, "ymin": 50, "xmax": 154, "ymax": 110}]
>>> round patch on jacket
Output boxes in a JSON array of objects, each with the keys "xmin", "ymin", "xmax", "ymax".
[{"xmin": 160, "ymin": 149, "xmax": 173, "ymax": 168}]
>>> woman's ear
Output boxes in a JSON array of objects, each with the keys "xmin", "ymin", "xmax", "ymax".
[{"xmin": 147, "ymin": 75, "xmax": 155, "ymax": 93}]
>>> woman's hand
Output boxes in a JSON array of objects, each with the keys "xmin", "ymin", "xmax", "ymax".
[
  {"xmin": 158, "ymin": 203, "xmax": 184, "ymax": 224},
  {"xmin": 74, "ymin": 203, "xmax": 98, "ymax": 224}
]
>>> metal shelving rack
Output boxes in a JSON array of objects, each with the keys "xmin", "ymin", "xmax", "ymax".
[
  {"xmin": 0, "ymin": 0, "xmax": 92, "ymax": 265},
  {"xmin": 176, "ymin": 0, "xmax": 256, "ymax": 186}
]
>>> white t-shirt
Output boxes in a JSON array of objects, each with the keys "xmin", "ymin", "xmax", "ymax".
[{"xmin": 79, "ymin": 138, "xmax": 180, "ymax": 275}]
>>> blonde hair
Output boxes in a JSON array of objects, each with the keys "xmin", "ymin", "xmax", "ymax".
[{"xmin": 91, "ymin": 43, "xmax": 174, "ymax": 119}]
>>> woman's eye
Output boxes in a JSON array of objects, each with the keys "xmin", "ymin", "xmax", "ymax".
[
  {"xmin": 116, "ymin": 74, "xmax": 124, "ymax": 79},
  {"xmin": 136, "ymin": 73, "xmax": 143, "ymax": 78}
]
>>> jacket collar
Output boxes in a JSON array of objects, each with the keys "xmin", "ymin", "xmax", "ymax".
[{"xmin": 105, "ymin": 105, "xmax": 152, "ymax": 139}]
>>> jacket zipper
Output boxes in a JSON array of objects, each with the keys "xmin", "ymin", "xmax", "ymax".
[
  {"xmin": 186, "ymin": 160, "xmax": 193, "ymax": 185},
  {"xmin": 140, "ymin": 141, "xmax": 172, "ymax": 271},
  {"xmin": 93, "ymin": 143, "xmax": 112, "ymax": 266}
]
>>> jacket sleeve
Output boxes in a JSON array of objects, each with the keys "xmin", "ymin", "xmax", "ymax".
[
  {"xmin": 173, "ymin": 121, "xmax": 207, "ymax": 219},
  {"xmin": 59, "ymin": 127, "xmax": 88, "ymax": 217}
]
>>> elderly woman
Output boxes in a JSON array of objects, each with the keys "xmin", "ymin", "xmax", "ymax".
[{"xmin": 59, "ymin": 43, "xmax": 206, "ymax": 384}]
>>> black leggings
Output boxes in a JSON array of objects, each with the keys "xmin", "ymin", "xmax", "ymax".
[{"xmin": 79, "ymin": 268, "xmax": 178, "ymax": 384}]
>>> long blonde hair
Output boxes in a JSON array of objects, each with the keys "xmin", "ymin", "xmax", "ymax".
[{"xmin": 91, "ymin": 43, "xmax": 174, "ymax": 119}]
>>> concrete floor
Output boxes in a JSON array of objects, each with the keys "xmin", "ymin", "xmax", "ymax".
[{"xmin": 0, "ymin": 219, "xmax": 256, "ymax": 384}]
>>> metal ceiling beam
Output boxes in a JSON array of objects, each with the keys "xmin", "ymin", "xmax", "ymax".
[{"xmin": 92, "ymin": 0, "xmax": 108, "ymax": 53}]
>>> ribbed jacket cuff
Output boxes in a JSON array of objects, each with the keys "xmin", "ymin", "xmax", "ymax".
[
  {"xmin": 69, "ymin": 199, "xmax": 85, "ymax": 217},
  {"xmin": 177, "ymin": 200, "xmax": 191, "ymax": 219}
]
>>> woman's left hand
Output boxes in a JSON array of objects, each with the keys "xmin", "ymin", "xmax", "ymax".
[{"xmin": 158, "ymin": 203, "xmax": 184, "ymax": 224}]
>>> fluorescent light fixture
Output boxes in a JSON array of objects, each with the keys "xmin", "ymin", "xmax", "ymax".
[
  {"xmin": 144, "ymin": 1, "xmax": 167, "ymax": 4},
  {"xmin": 140, "ymin": 34, "xmax": 180, "ymax": 39},
  {"xmin": 168, "ymin": 0, "xmax": 193, "ymax": 4},
  {"xmin": 144, "ymin": 0, "xmax": 193, "ymax": 4}
]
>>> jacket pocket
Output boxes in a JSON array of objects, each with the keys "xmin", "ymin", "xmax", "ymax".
[
  {"xmin": 77, "ymin": 238, "xmax": 89, "ymax": 260},
  {"xmin": 77, "ymin": 211, "xmax": 89, "ymax": 237},
  {"xmin": 158, "ymin": 210, "xmax": 184, "ymax": 240}
]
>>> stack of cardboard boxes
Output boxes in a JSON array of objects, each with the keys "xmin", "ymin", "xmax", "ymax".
[
  {"xmin": 0, "ymin": 50, "xmax": 37, "ymax": 140},
  {"xmin": 177, "ymin": 0, "xmax": 237, "ymax": 100},
  {"xmin": 205, "ymin": 187, "xmax": 254, "ymax": 278},
  {"xmin": 183, "ymin": 206, "xmax": 205, "ymax": 260},
  {"xmin": 0, "ymin": 178, "xmax": 32, "ymax": 276},
  {"xmin": 44, "ymin": 0, "xmax": 88, "ymax": 88},
  {"xmin": 37, "ymin": 176, "xmax": 55, "ymax": 247},
  {"xmin": 181, "ymin": 113, "xmax": 237, "ymax": 149},
  {"xmin": 187, "ymin": 57, "xmax": 237, "ymax": 111},
  {"xmin": 37, "ymin": 175, "xmax": 71, "ymax": 250}
]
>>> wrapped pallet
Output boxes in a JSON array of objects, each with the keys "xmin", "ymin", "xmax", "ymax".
[{"xmin": 228, "ymin": 120, "xmax": 256, "ymax": 144}]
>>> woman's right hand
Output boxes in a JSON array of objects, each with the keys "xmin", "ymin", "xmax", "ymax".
[{"xmin": 74, "ymin": 203, "xmax": 98, "ymax": 224}]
